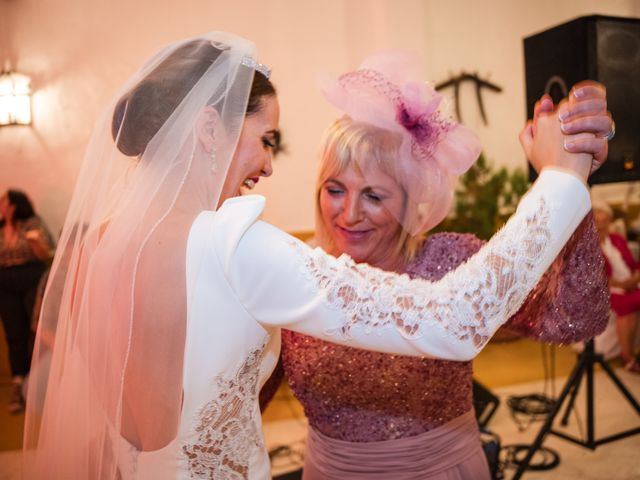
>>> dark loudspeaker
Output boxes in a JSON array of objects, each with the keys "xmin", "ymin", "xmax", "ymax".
[{"xmin": 524, "ymin": 15, "xmax": 640, "ymax": 185}]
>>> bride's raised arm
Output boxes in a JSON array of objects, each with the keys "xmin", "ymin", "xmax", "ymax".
[
  {"xmin": 216, "ymin": 108, "xmax": 593, "ymax": 361},
  {"xmin": 223, "ymin": 167, "xmax": 587, "ymax": 361}
]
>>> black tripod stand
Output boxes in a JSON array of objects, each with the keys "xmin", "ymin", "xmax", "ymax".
[{"xmin": 512, "ymin": 339, "xmax": 640, "ymax": 479}]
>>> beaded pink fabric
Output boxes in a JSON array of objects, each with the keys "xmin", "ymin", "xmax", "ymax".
[{"xmin": 279, "ymin": 215, "xmax": 608, "ymax": 441}]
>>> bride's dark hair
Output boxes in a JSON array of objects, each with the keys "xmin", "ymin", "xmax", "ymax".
[{"xmin": 112, "ymin": 39, "xmax": 275, "ymax": 157}]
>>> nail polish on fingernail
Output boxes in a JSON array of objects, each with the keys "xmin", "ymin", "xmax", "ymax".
[{"xmin": 573, "ymin": 88, "xmax": 584, "ymax": 98}]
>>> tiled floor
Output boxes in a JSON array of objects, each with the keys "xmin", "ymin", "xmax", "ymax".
[{"xmin": 484, "ymin": 370, "xmax": 640, "ymax": 480}]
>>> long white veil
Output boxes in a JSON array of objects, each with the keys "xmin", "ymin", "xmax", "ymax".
[{"xmin": 23, "ymin": 32, "xmax": 257, "ymax": 478}]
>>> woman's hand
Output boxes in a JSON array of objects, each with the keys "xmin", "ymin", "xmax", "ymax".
[
  {"xmin": 25, "ymin": 229, "xmax": 52, "ymax": 261},
  {"xmin": 528, "ymin": 82, "xmax": 613, "ymax": 174},
  {"xmin": 519, "ymin": 100, "xmax": 593, "ymax": 183},
  {"xmin": 614, "ymin": 275, "xmax": 639, "ymax": 292},
  {"xmin": 25, "ymin": 229, "xmax": 41, "ymax": 242},
  {"xmin": 560, "ymin": 81, "xmax": 613, "ymax": 172}
]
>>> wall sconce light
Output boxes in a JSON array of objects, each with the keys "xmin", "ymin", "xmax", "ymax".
[{"xmin": 0, "ymin": 70, "xmax": 32, "ymax": 126}]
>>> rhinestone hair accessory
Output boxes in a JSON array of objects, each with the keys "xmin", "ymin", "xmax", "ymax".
[
  {"xmin": 241, "ymin": 56, "xmax": 271, "ymax": 79},
  {"xmin": 319, "ymin": 50, "xmax": 482, "ymax": 234}
]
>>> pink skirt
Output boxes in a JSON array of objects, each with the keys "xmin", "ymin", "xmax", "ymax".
[{"xmin": 302, "ymin": 410, "xmax": 490, "ymax": 480}]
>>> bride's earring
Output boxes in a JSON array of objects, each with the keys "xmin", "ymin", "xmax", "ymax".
[{"xmin": 210, "ymin": 137, "xmax": 218, "ymax": 174}]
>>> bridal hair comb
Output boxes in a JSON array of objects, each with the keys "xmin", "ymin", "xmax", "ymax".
[{"xmin": 241, "ymin": 56, "xmax": 271, "ymax": 79}]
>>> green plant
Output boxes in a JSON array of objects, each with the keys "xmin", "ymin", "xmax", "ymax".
[{"xmin": 432, "ymin": 153, "xmax": 529, "ymax": 240}]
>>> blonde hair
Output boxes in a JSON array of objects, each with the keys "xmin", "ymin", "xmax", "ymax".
[{"xmin": 314, "ymin": 116, "xmax": 424, "ymax": 264}]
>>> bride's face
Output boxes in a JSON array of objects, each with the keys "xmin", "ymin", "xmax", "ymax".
[{"xmin": 220, "ymin": 96, "xmax": 280, "ymax": 203}]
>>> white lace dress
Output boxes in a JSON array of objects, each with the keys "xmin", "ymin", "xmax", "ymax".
[{"xmin": 119, "ymin": 169, "xmax": 590, "ymax": 479}]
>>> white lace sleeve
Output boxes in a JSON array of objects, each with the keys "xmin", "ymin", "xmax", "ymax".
[{"xmin": 226, "ymin": 169, "xmax": 591, "ymax": 361}]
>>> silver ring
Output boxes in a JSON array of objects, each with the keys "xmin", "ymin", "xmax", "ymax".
[{"xmin": 604, "ymin": 121, "xmax": 615, "ymax": 141}]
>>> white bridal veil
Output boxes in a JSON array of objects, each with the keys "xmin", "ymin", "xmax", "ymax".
[{"xmin": 23, "ymin": 32, "xmax": 260, "ymax": 478}]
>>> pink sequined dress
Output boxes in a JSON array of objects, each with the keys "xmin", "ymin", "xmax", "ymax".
[{"xmin": 278, "ymin": 215, "xmax": 609, "ymax": 479}]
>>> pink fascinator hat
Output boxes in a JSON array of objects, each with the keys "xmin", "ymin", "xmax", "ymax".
[{"xmin": 319, "ymin": 49, "xmax": 482, "ymax": 235}]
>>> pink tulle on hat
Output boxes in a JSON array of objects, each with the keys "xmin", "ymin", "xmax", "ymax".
[{"xmin": 319, "ymin": 49, "xmax": 482, "ymax": 234}]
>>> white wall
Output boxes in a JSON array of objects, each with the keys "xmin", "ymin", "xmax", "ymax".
[{"xmin": 1, "ymin": 0, "xmax": 638, "ymax": 236}]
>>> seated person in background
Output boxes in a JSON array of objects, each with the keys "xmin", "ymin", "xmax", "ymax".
[{"xmin": 593, "ymin": 201, "xmax": 640, "ymax": 373}]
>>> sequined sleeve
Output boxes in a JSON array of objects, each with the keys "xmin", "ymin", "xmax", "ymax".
[
  {"xmin": 504, "ymin": 213, "xmax": 609, "ymax": 343},
  {"xmin": 412, "ymin": 216, "xmax": 609, "ymax": 345},
  {"xmin": 228, "ymin": 169, "xmax": 591, "ymax": 361}
]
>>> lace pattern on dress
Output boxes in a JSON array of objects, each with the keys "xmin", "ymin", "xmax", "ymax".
[
  {"xmin": 294, "ymin": 198, "xmax": 552, "ymax": 349},
  {"xmin": 181, "ymin": 339, "xmax": 268, "ymax": 479}
]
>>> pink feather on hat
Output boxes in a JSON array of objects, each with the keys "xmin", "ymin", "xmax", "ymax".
[{"xmin": 319, "ymin": 49, "xmax": 482, "ymax": 234}]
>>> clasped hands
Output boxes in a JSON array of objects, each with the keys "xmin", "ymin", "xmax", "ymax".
[{"xmin": 520, "ymin": 81, "xmax": 614, "ymax": 183}]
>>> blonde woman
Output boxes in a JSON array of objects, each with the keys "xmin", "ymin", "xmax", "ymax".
[{"xmin": 280, "ymin": 51, "xmax": 612, "ymax": 479}]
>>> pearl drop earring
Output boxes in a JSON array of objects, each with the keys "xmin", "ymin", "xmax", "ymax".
[{"xmin": 210, "ymin": 138, "xmax": 218, "ymax": 174}]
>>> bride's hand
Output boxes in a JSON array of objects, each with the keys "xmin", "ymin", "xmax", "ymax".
[
  {"xmin": 520, "ymin": 100, "xmax": 593, "ymax": 183},
  {"xmin": 559, "ymin": 81, "xmax": 613, "ymax": 173},
  {"xmin": 529, "ymin": 82, "xmax": 613, "ymax": 174}
]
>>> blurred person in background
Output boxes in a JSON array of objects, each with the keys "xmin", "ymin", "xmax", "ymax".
[
  {"xmin": 593, "ymin": 200, "xmax": 640, "ymax": 373},
  {"xmin": 0, "ymin": 189, "xmax": 54, "ymax": 413}
]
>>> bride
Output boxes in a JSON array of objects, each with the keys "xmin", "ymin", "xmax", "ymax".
[{"xmin": 23, "ymin": 32, "xmax": 607, "ymax": 479}]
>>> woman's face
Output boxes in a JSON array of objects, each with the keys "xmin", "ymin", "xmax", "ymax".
[
  {"xmin": 220, "ymin": 95, "xmax": 280, "ymax": 203},
  {"xmin": 319, "ymin": 163, "xmax": 405, "ymax": 269}
]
